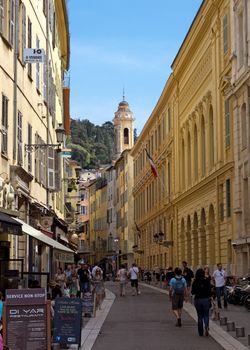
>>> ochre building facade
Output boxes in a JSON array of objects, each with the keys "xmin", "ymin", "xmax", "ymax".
[{"xmin": 131, "ymin": 0, "xmax": 237, "ymax": 274}]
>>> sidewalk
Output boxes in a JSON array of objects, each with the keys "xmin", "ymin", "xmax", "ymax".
[{"xmin": 143, "ymin": 282, "xmax": 250, "ymax": 350}]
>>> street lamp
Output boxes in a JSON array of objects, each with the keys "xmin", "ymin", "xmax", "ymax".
[
  {"xmin": 24, "ymin": 124, "xmax": 65, "ymax": 152},
  {"xmin": 153, "ymin": 231, "xmax": 164, "ymax": 244}
]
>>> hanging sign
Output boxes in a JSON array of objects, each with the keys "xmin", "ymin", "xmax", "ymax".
[{"xmin": 24, "ymin": 48, "xmax": 45, "ymax": 63}]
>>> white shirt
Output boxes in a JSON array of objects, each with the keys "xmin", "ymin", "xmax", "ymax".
[
  {"xmin": 129, "ymin": 266, "xmax": 139, "ymax": 280},
  {"xmin": 213, "ymin": 269, "xmax": 226, "ymax": 287},
  {"xmin": 118, "ymin": 268, "xmax": 127, "ymax": 282}
]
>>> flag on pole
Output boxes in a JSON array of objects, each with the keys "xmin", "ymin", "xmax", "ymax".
[
  {"xmin": 135, "ymin": 221, "xmax": 141, "ymax": 239},
  {"xmin": 145, "ymin": 149, "xmax": 158, "ymax": 177}
]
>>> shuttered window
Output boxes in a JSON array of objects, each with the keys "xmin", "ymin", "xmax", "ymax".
[
  {"xmin": 0, "ymin": 0, "xmax": 4, "ymax": 34},
  {"xmin": 36, "ymin": 36, "xmax": 40, "ymax": 90},
  {"xmin": 17, "ymin": 111, "xmax": 23, "ymax": 165},
  {"xmin": 27, "ymin": 17, "xmax": 32, "ymax": 78},
  {"xmin": 225, "ymin": 100, "xmax": 230, "ymax": 148},
  {"xmin": 1, "ymin": 94, "xmax": 8, "ymax": 155},
  {"xmin": 226, "ymin": 179, "xmax": 231, "ymax": 217},
  {"xmin": 9, "ymin": 0, "xmax": 14, "ymax": 46},
  {"xmin": 47, "ymin": 147, "xmax": 54, "ymax": 189},
  {"xmin": 18, "ymin": 2, "xmax": 26, "ymax": 61},
  {"xmin": 27, "ymin": 124, "xmax": 32, "ymax": 172},
  {"xmin": 54, "ymin": 149, "xmax": 61, "ymax": 191},
  {"xmin": 223, "ymin": 14, "xmax": 228, "ymax": 54}
]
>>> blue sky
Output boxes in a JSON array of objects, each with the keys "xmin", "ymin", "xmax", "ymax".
[{"xmin": 68, "ymin": 0, "xmax": 203, "ymax": 133}]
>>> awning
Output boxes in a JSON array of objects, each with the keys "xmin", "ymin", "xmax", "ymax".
[
  {"xmin": 14, "ymin": 218, "xmax": 74, "ymax": 253},
  {"xmin": 0, "ymin": 212, "xmax": 22, "ymax": 235}
]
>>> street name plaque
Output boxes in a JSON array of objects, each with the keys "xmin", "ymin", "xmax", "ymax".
[{"xmin": 3, "ymin": 288, "xmax": 50, "ymax": 350}]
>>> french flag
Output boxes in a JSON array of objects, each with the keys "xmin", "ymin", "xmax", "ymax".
[{"xmin": 145, "ymin": 149, "xmax": 158, "ymax": 178}]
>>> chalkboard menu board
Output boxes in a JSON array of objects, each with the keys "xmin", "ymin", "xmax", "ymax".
[
  {"xmin": 82, "ymin": 292, "xmax": 95, "ymax": 316},
  {"xmin": 3, "ymin": 288, "xmax": 50, "ymax": 350},
  {"xmin": 53, "ymin": 298, "xmax": 82, "ymax": 346}
]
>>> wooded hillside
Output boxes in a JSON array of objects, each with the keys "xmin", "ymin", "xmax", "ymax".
[{"xmin": 68, "ymin": 119, "xmax": 115, "ymax": 168}]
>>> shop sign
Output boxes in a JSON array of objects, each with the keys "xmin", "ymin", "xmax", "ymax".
[
  {"xmin": 3, "ymin": 288, "xmax": 50, "ymax": 350},
  {"xmin": 53, "ymin": 250, "xmax": 74, "ymax": 263},
  {"xmin": 5, "ymin": 288, "xmax": 46, "ymax": 305},
  {"xmin": 60, "ymin": 148, "xmax": 72, "ymax": 158}
]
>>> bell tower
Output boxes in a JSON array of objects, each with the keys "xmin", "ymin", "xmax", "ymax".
[{"xmin": 113, "ymin": 95, "xmax": 134, "ymax": 159}]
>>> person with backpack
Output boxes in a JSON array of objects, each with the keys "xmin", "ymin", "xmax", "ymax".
[
  {"xmin": 191, "ymin": 268, "xmax": 212, "ymax": 336},
  {"xmin": 169, "ymin": 267, "xmax": 187, "ymax": 327}
]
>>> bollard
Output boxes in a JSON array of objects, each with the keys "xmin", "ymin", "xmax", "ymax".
[
  {"xmin": 248, "ymin": 334, "xmax": 250, "ymax": 346},
  {"xmin": 227, "ymin": 321, "xmax": 235, "ymax": 332},
  {"xmin": 236, "ymin": 327, "xmax": 245, "ymax": 338},
  {"xmin": 220, "ymin": 317, "xmax": 227, "ymax": 326}
]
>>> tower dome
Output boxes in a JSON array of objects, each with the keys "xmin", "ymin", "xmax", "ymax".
[{"xmin": 113, "ymin": 96, "xmax": 135, "ymax": 159}]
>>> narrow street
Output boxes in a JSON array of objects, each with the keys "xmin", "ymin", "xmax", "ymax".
[{"xmin": 91, "ymin": 282, "xmax": 224, "ymax": 350}]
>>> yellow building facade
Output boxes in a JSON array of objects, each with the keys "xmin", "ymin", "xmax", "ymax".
[
  {"xmin": 114, "ymin": 149, "xmax": 134, "ymax": 267},
  {"xmin": 89, "ymin": 177, "xmax": 108, "ymax": 264},
  {"xmin": 132, "ymin": 0, "xmax": 236, "ymax": 274},
  {"xmin": 0, "ymin": 0, "xmax": 71, "ymax": 283}
]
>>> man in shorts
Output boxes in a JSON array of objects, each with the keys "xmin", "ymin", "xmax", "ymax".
[
  {"xmin": 129, "ymin": 263, "xmax": 139, "ymax": 295},
  {"xmin": 169, "ymin": 267, "xmax": 187, "ymax": 327}
]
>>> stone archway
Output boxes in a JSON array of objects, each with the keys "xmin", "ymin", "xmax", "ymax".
[
  {"xmin": 208, "ymin": 204, "xmax": 215, "ymax": 267},
  {"xmin": 192, "ymin": 212, "xmax": 199, "ymax": 267},
  {"xmin": 199, "ymin": 208, "xmax": 207, "ymax": 265},
  {"xmin": 186, "ymin": 215, "xmax": 192, "ymax": 264}
]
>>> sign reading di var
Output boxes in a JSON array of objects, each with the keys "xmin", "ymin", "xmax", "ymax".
[{"xmin": 24, "ymin": 48, "xmax": 45, "ymax": 63}]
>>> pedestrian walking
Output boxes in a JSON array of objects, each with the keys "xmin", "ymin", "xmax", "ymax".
[
  {"xmin": 54, "ymin": 267, "xmax": 66, "ymax": 294},
  {"xmin": 0, "ymin": 292, "xmax": 3, "ymax": 320},
  {"xmin": 182, "ymin": 261, "xmax": 194, "ymax": 301},
  {"xmin": 117, "ymin": 264, "xmax": 128, "ymax": 296},
  {"xmin": 128, "ymin": 263, "xmax": 140, "ymax": 295},
  {"xmin": 169, "ymin": 267, "xmax": 187, "ymax": 327},
  {"xmin": 212, "ymin": 263, "xmax": 227, "ymax": 309},
  {"xmin": 204, "ymin": 265, "xmax": 212, "ymax": 283},
  {"xmin": 191, "ymin": 268, "xmax": 212, "ymax": 336},
  {"xmin": 166, "ymin": 267, "xmax": 175, "ymax": 288},
  {"xmin": 92, "ymin": 268, "xmax": 105, "ymax": 309},
  {"xmin": 70, "ymin": 272, "xmax": 80, "ymax": 297},
  {"xmin": 0, "ymin": 321, "xmax": 3, "ymax": 350},
  {"xmin": 77, "ymin": 262, "xmax": 91, "ymax": 296}
]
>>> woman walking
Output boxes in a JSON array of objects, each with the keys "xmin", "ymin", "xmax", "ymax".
[
  {"xmin": 117, "ymin": 264, "xmax": 128, "ymax": 296},
  {"xmin": 92, "ymin": 268, "xmax": 105, "ymax": 309},
  {"xmin": 191, "ymin": 268, "xmax": 212, "ymax": 336}
]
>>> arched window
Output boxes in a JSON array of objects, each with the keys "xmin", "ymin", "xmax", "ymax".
[
  {"xmin": 182, "ymin": 138, "xmax": 185, "ymax": 189},
  {"xmin": 209, "ymin": 107, "xmax": 214, "ymax": 169},
  {"xmin": 241, "ymin": 104, "xmax": 247, "ymax": 149},
  {"xmin": 187, "ymin": 131, "xmax": 191, "ymax": 186},
  {"xmin": 201, "ymin": 115, "xmax": 206, "ymax": 176},
  {"xmin": 194, "ymin": 124, "xmax": 198, "ymax": 180},
  {"xmin": 124, "ymin": 128, "xmax": 129, "ymax": 144}
]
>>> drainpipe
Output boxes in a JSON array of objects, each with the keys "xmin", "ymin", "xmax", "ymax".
[
  {"xmin": 45, "ymin": 0, "xmax": 53, "ymax": 277},
  {"xmin": 13, "ymin": 0, "xmax": 19, "ymax": 161}
]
